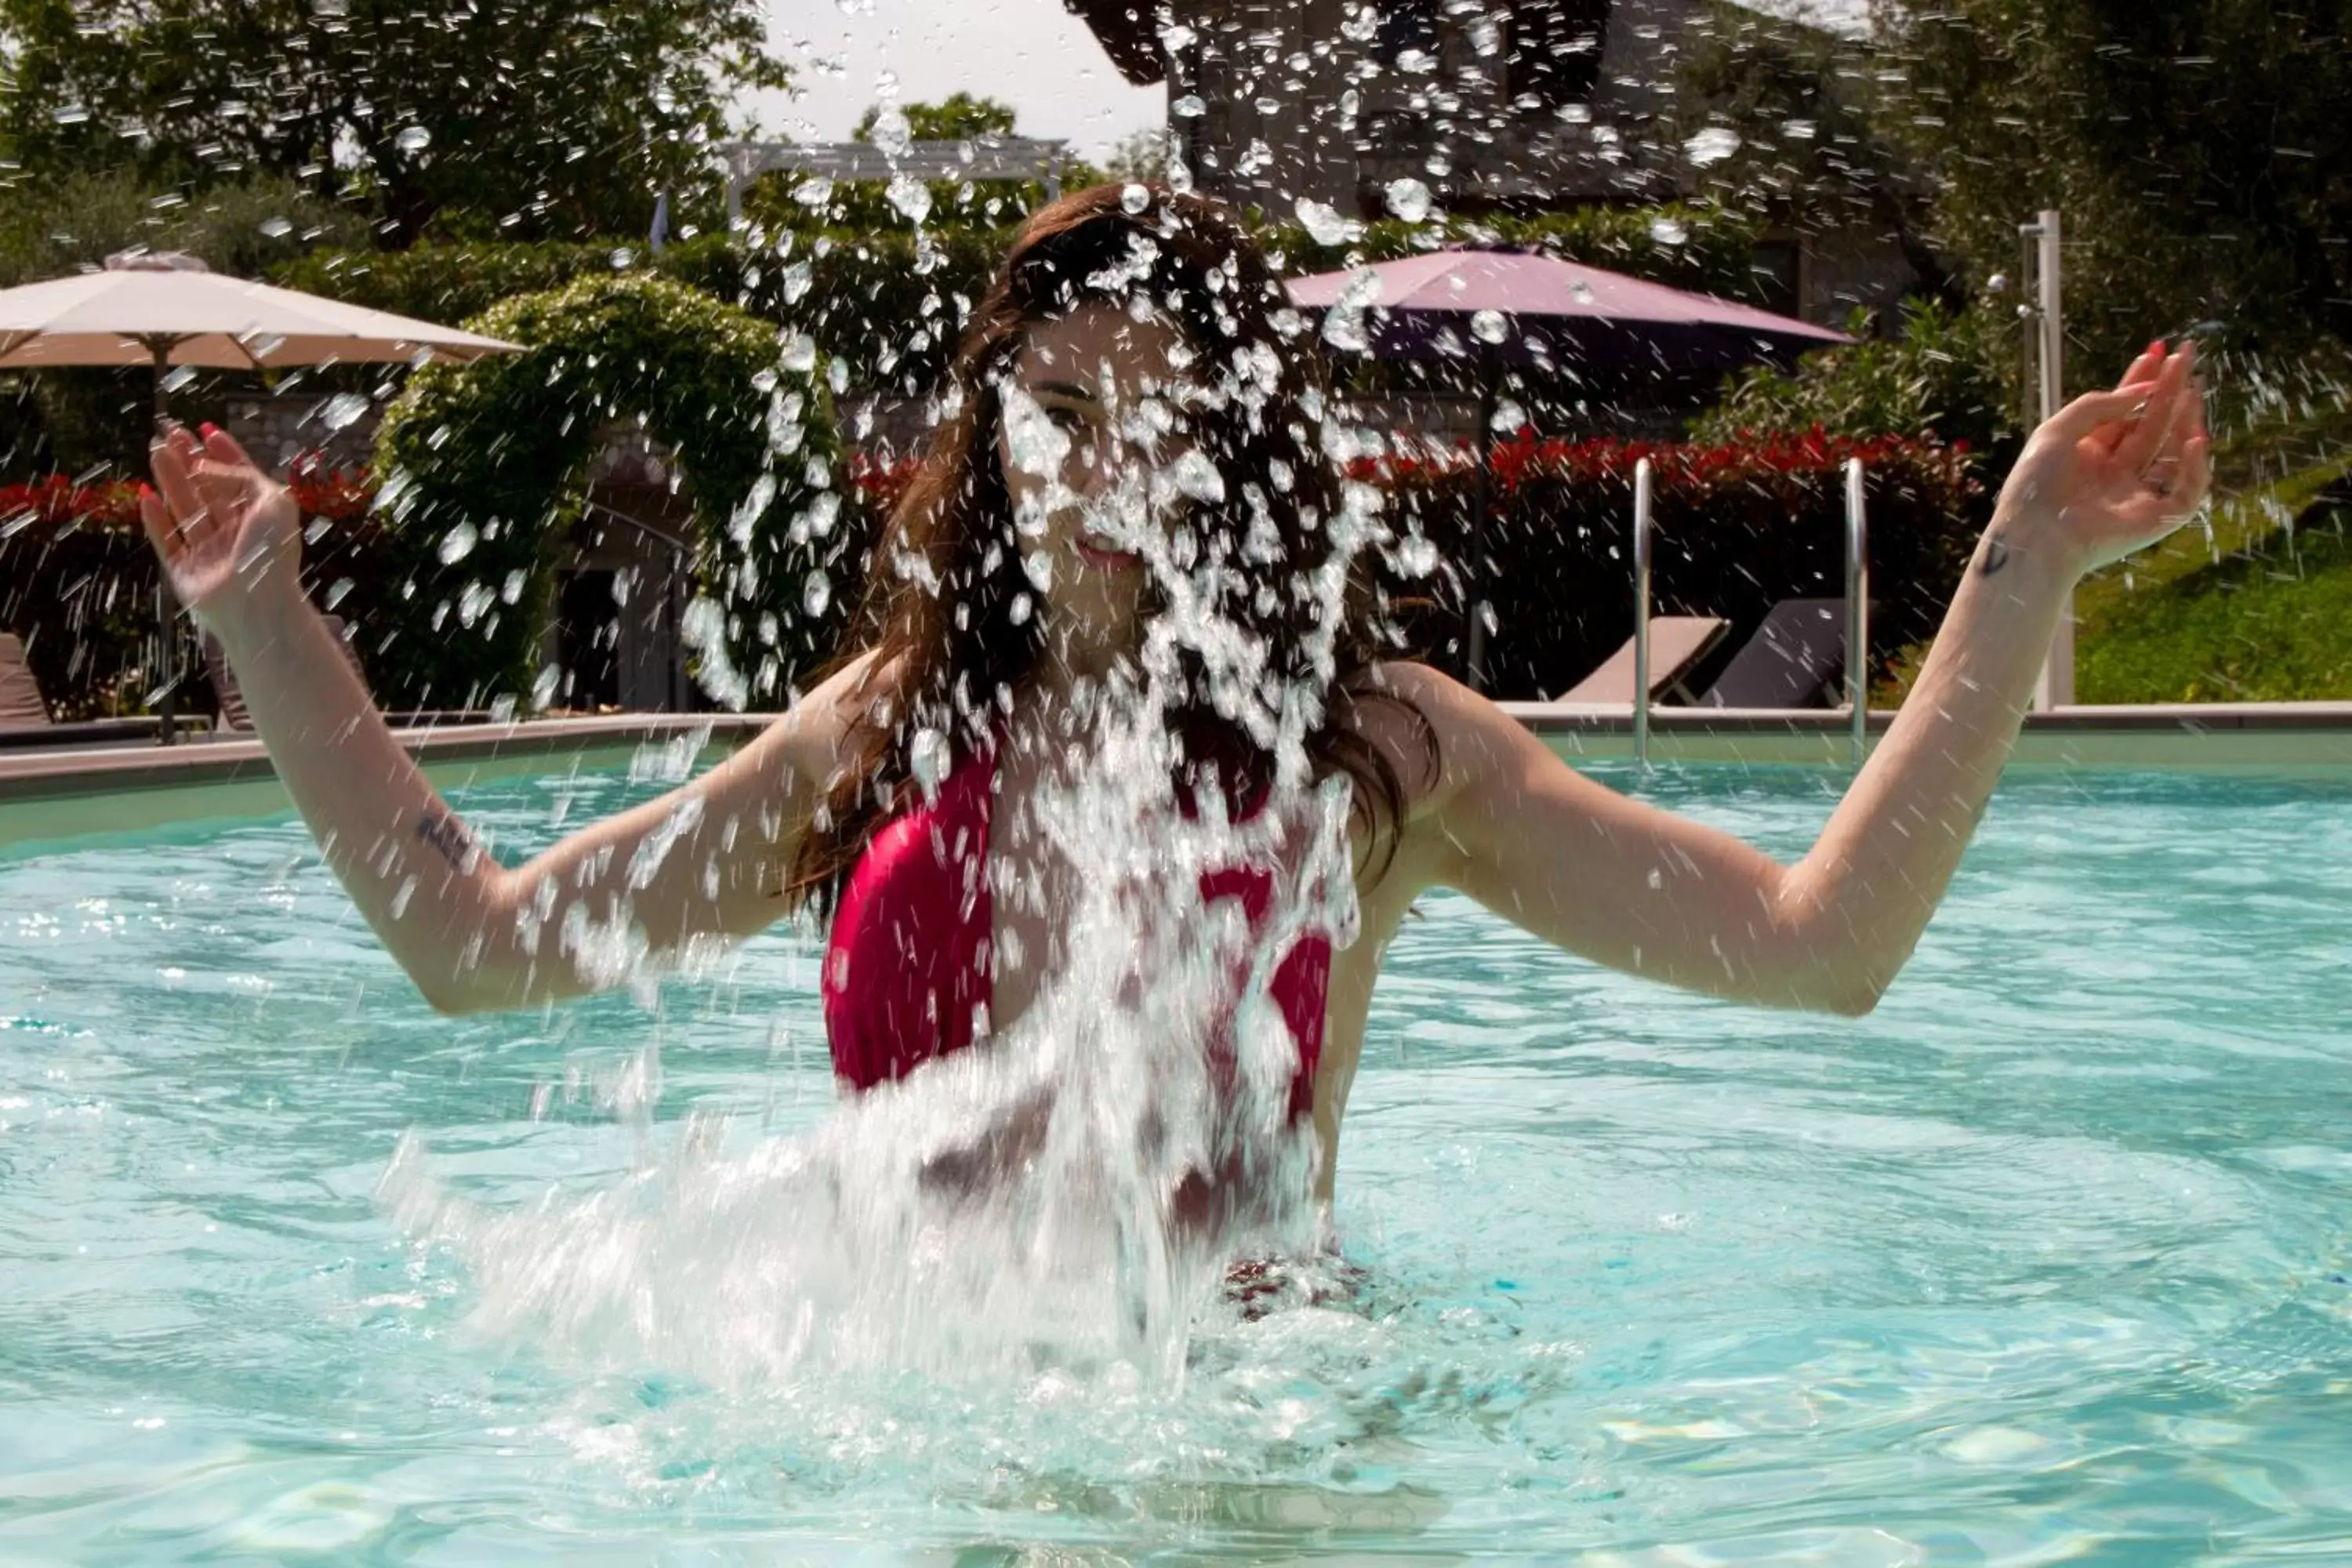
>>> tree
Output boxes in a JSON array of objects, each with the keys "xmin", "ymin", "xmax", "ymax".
[
  {"xmin": 0, "ymin": 0, "xmax": 788, "ymax": 248},
  {"xmin": 851, "ymin": 93, "xmax": 1018, "ymax": 145},
  {"xmin": 1671, "ymin": 2, "xmax": 1962, "ymax": 316},
  {"xmin": 1099, "ymin": 126, "xmax": 1171, "ymax": 185},
  {"xmin": 1867, "ymin": 0, "xmax": 2352, "ymax": 371}
]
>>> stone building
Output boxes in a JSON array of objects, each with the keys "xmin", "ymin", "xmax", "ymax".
[{"xmin": 1065, "ymin": 0, "xmax": 1922, "ymax": 331}]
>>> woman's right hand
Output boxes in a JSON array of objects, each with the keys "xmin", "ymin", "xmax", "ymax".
[{"xmin": 140, "ymin": 424, "xmax": 303, "ymax": 634}]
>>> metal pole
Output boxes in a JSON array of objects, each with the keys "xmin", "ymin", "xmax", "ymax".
[
  {"xmin": 1846, "ymin": 456, "xmax": 1869, "ymax": 767},
  {"xmin": 1465, "ymin": 353, "xmax": 1497, "ymax": 692},
  {"xmin": 2023, "ymin": 209, "xmax": 2071, "ymax": 710},
  {"xmin": 1633, "ymin": 456, "xmax": 1653, "ymax": 770}
]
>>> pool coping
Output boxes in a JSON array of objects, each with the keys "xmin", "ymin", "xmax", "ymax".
[
  {"xmin": 1498, "ymin": 699, "xmax": 2352, "ymax": 770},
  {"xmin": 5, "ymin": 701, "xmax": 2352, "ymax": 848}
]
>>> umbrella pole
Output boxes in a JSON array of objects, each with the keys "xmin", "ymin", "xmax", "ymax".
[
  {"xmin": 1465, "ymin": 352, "xmax": 1497, "ymax": 692},
  {"xmin": 148, "ymin": 341, "xmax": 180, "ymax": 746}
]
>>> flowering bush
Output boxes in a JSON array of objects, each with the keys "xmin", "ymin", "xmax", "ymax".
[
  {"xmin": 0, "ymin": 459, "xmax": 379, "ymax": 719},
  {"xmin": 0, "ymin": 474, "xmax": 143, "ymax": 535},
  {"xmin": 1, "ymin": 424, "xmax": 1982, "ymax": 712}
]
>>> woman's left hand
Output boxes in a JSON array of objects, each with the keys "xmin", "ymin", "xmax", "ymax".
[{"xmin": 1995, "ymin": 339, "xmax": 2214, "ymax": 579}]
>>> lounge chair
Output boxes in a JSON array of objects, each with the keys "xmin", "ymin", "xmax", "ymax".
[
  {"xmin": 202, "ymin": 615, "xmax": 495, "ymax": 730},
  {"xmin": 0, "ymin": 632, "xmax": 189, "ymax": 748},
  {"xmin": 1696, "ymin": 597, "xmax": 1862, "ymax": 710},
  {"xmin": 1548, "ymin": 615, "xmax": 1729, "ymax": 704}
]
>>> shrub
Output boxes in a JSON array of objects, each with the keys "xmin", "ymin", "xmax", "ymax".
[
  {"xmin": 2078, "ymin": 510, "xmax": 2352, "ymax": 703},
  {"xmin": 368, "ymin": 273, "xmax": 848, "ymax": 711},
  {"xmin": 0, "ymin": 464, "xmax": 376, "ymax": 718},
  {"xmin": 1686, "ymin": 294, "xmax": 2022, "ymax": 471}
]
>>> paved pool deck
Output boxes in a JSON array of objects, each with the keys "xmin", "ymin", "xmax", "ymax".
[{"xmin": 4, "ymin": 701, "xmax": 2351, "ymax": 848}]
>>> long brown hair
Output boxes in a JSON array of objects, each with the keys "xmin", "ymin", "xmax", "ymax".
[{"xmin": 786, "ymin": 183, "xmax": 1432, "ymax": 914}]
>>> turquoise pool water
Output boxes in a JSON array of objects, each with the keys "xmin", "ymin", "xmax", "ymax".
[{"xmin": 4, "ymin": 761, "xmax": 2351, "ymax": 1561}]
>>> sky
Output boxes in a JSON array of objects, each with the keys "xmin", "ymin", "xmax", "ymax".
[{"xmin": 752, "ymin": 0, "xmax": 1167, "ymax": 162}]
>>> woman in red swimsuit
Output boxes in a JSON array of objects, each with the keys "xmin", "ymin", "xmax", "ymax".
[{"xmin": 143, "ymin": 184, "xmax": 2209, "ymax": 1220}]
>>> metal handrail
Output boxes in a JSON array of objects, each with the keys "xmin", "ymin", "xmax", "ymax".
[
  {"xmin": 1632, "ymin": 457, "xmax": 1653, "ymax": 770},
  {"xmin": 1845, "ymin": 457, "xmax": 1870, "ymax": 767}
]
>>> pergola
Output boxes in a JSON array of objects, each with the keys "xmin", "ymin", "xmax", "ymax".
[{"xmin": 717, "ymin": 137, "xmax": 1076, "ymax": 227}]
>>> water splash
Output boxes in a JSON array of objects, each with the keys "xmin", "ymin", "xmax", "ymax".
[{"xmin": 382, "ymin": 256, "xmax": 1395, "ymax": 1390}]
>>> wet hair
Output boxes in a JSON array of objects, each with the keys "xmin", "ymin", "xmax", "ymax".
[{"xmin": 785, "ymin": 183, "xmax": 1434, "ymax": 914}]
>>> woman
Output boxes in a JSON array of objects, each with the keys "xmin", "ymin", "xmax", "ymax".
[{"xmin": 141, "ymin": 185, "xmax": 2209, "ymax": 1213}]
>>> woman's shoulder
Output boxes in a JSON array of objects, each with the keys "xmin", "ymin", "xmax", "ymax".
[
  {"xmin": 1342, "ymin": 659, "xmax": 1496, "ymax": 739},
  {"xmin": 1336, "ymin": 659, "xmax": 1532, "ymax": 797}
]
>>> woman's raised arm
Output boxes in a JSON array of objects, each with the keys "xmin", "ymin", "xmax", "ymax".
[
  {"xmin": 143, "ymin": 425, "xmax": 865, "ymax": 1014},
  {"xmin": 1381, "ymin": 339, "xmax": 2211, "ymax": 1015}
]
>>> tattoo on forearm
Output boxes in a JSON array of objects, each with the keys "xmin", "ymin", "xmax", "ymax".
[
  {"xmin": 415, "ymin": 808, "xmax": 477, "ymax": 870},
  {"xmin": 1980, "ymin": 534, "xmax": 2011, "ymax": 577}
]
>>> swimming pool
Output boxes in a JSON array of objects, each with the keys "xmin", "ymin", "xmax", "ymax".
[{"xmin": 4, "ymin": 760, "xmax": 2350, "ymax": 1559}]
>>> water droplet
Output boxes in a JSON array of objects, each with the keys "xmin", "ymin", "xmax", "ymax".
[
  {"xmin": 1394, "ymin": 532, "xmax": 1438, "ymax": 577},
  {"xmin": 1384, "ymin": 178, "xmax": 1432, "ymax": 223},
  {"xmin": 886, "ymin": 173, "xmax": 933, "ymax": 225},
  {"xmin": 50, "ymin": 103, "xmax": 89, "ymax": 126},
  {"xmin": 1294, "ymin": 198, "xmax": 1355, "ymax": 248},
  {"xmin": 1121, "ymin": 183, "xmax": 1151, "ymax": 215},
  {"xmin": 319, "ymin": 392, "xmax": 371, "ymax": 431},
  {"xmin": 258, "ymin": 216, "xmax": 293, "ymax": 239},
  {"xmin": 1684, "ymin": 127, "xmax": 1743, "ymax": 167},
  {"xmin": 608, "ymin": 246, "xmax": 636, "ymax": 270},
  {"xmin": 1172, "ymin": 95, "xmax": 1206, "ymax": 119},
  {"xmin": 394, "ymin": 125, "xmax": 430, "ymax": 154},
  {"xmin": 1490, "ymin": 398, "xmax": 1526, "ymax": 433},
  {"xmin": 909, "ymin": 727, "xmax": 949, "ymax": 801},
  {"xmin": 781, "ymin": 333, "xmax": 818, "ymax": 374},
  {"xmin": 793, "ymin": 175, "xmax": 835, "ymax": 209},
  {"xmin": 1649, "ymin": 216, "xmax": 1689, "ymax": 247},
  {"xmin": 802, "ymin": 568, "xmax": 831, "ymax": 619},
  {"xmin": 869, "ymin": 106, "xmax": 912, "ymax": 158},
  {"xmin": 1472, "ymin": 310, "xmax": 1509, "ymax": 345},
  {"xmin": 437, "ymin": 521, "xmax": 478, "ymax": 564}
]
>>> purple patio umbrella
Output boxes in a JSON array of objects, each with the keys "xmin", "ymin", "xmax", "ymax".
[{"xmin": 1287, "ymin": 248, "xmax": 1853, "ymax": 690}]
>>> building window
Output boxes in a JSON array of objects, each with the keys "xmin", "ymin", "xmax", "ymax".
[{"xmin": 1507, "ymin": 0, "xmax": 1610, "ymax": 108}]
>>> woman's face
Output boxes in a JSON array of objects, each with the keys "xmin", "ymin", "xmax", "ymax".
[{"xmin": 996, "ymin": 301, "xmax": 1205, "ymax": 679}]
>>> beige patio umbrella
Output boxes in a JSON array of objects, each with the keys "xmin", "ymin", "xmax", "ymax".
[{"xmin": 0, "ymin": 251, "xmax": 521, "ymax": 740}]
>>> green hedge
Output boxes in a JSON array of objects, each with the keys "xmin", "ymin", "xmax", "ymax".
[{"xmin": 367, "ymin": 273, "xmax": 847, "ymax": 711}]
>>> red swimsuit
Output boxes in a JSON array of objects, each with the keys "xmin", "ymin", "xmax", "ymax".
[{"xmin": 821, "ymin": 744, "xmax": 1331, "ymax": 1122}]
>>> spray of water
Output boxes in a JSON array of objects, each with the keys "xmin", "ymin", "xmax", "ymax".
[{"xmin": 380, "ymin": 279, "xmax": 1390, "ymax": 1392}]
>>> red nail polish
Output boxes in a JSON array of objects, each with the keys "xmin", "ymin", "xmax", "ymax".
[{"xmin": 200, "ymin": 422, "xmax": 220, "ymax": 438}]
